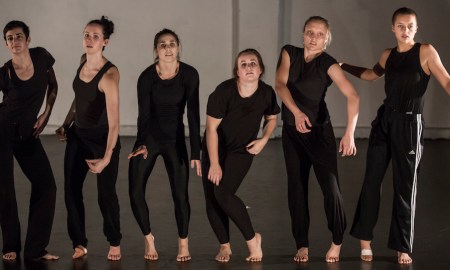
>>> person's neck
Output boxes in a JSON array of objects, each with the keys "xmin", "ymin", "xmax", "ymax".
[
  {"xmin": 85, "ymin": 53, "xmax": 106, "ymax": 70},
  {"xmin": 397, "ymin": 41, "xmax": 415, "ymax": 53},
  {"xmin": 303, "ymin": 48, "xmax": 323, "ymax": 62},
  {"xmin": 157, "ymin": 60, "xmax": 179, "ymax": 79},
  {"xmin": 237, "ymin": 79, "xmax": 258, "ymax": 97},
  {"xmin": 11, "ymin": 49, "xmax": 32, "ymax": 68}
]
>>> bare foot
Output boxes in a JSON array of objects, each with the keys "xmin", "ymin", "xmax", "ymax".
[
  {"xmin": 294, "ymin": 247, "xmax": 309, "ymax": 263},
  {"xmin": 360, "ymin": 240, "xmax": 373, "ymax": 262},
  {"xmin": 107, "ymin": 246, "xmax": 121, "ymax": 261},
  {"xmin": 397, "ymin": 252, "xmax": 412, "ymax": 264},
  {"xmin": 144, "ymin": 233, "xmax": 158, "ymax": 260},
  {"xmin": 2, "ymin": 252, "xmax": 17, "ymax": 261},
  {"xmin": 246, "ymin": 233, "xmax": 262, "ymax": 262},
  {"xmin": 325, "ymin": 243, "xmax": 341, "ymax": 263},
  {"xmin": 40, "ymin": 253, "xmax": 59, "ymax": 260},
  {"xmin": 215, "ymin": 243, "xmax": 232, "ymax": 262},
  {"xmin": 176, "ymin": 237, "xmax": 191, "ymax": 262},
  {"xmin": 72, "ymin": 246, "xmax": 87, "ymax": 259}
]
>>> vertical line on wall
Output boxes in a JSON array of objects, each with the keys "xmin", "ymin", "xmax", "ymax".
[
  {"xmin": 232, "ymin": 0, "xmax": 239, "ymax": 68},
  {"xmin": 277, "ymin": 0, "xmax": 292, "ymax": 53}
]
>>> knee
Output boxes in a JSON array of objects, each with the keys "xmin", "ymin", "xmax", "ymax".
[{"xmin": 213, "ymin": 188, "xmax": 231, "ymax": 208}]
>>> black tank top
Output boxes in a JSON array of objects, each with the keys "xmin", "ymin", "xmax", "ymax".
[
  {"xmin": 384, "ymin": 43, "xmax": 430, "ymax": 113},
  {"xmin": 73, "ymin": 61, "xmax": 115, "ymax": 129}
]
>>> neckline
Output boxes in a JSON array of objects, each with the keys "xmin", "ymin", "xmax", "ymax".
[
  {"xmin": 78, "ymin": 60, "xmax": 110, "ymax": 84},
  {"xmin": 10, "ymin": 54, "xmax": 34, "ymax": 83},
  {"xmin": 236, "ymin": 80, "xmax": 258, "ymax": 99},
  {"xmin": 155, "ymin": 62, "xmax": 180, "ymax": 81}
]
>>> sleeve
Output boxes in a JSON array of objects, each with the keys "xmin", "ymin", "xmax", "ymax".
[
  {"xmin": 0, "ymin": 65, "xmax": 6, "ymax": 92},
  {"xmin": 281, "ymin": 44, "xmax": 297, "ymax": 64},
  {"xmin": 264, "ymin": 84, "xmax": 281, "ymax": 116},
  {"xmin": 206, "ymin": 81, "xmax": 229, "ymax": 119},
  {"xmin": 134, "ymin": 69, "xmax": 153, "ymax": 148},
  {"xmin": 36, "ymin": 47, "xmax": 55, "ymax": 71},
  {"xmin": 322, "ymin": 53, "xmax": 338, "ymax": 73},
  {"xmin": 184, "ymin": 66, "xmax": 201, "ymax": 160}
]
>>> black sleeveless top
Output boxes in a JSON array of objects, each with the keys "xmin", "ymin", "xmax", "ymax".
[
  {"xmin": 384, "ymin": 43, "xmax": 430, "ymax": 113},
  {"xmin": 280, "ymin": 44, "xmax": 337, "ymax": 126},
  {"xmin": 73, "ymin": 61, "xmax": 115, "ymax": 129}
]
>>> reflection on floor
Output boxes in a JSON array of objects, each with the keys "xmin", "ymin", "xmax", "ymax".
[{"xmin": 1, "ymin": 137, "xmax": 449, "ymax": 270}]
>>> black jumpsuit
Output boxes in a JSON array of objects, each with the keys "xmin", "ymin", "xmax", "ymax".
[
  {"xmin": 201, "ymin": 79, "xmax": 280, "ymax": 243},
  {"xmin": 278, "ymin": 45, "xmax": 347, "ymax": 249},
  {"xmin": 129, "ymin": 62, "xmax": 201, "ymax": 239},
  {"xmin": 64, "ymin": 60, "xmax": 122, "ymax": 249},
  {"xmin": 0, "ymin": 47, "xmax": 57, "ymax": 259},
  {"xmin": 350, "ymin": 43, "xmax": 429, "ymax": 253}
]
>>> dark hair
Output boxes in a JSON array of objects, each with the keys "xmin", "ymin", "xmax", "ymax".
[
  {"xmin": 392, "ymin": 7, "xmax": 418, "ymax": 25},
  {"xmin": 153, "ymin": 28, "xmax": 181, "ymax": 61},
  {"xmin": 3, "ymin": 20, "xmax": 30, "ymax": 41},
  {"xmin": 233, "ymin": 48, "xmax": 265, "ymax": 79},
  {"xmin": 303, "ymin": 16, "xmax": 332, "ymax": 49},
  {"xmin": 87, "ymin": 16, "xmax": 114, "ymax": 39}
]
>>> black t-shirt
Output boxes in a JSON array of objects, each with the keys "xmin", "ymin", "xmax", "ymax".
[
  {"xmin": 135, "ymin": 61, "xmax": 201, "ymax": 160},
  {"xmin": 206, "ymin": 78, "xmax": 280, "ymax": 152},
  {"xmin": 280, "ymin": 44, "xmax": 336, "ymax": 126},
  {"xmin": 0, "ymin": 47, "xmax": 55, "ymax": 136},
  {"xmin": 384, "ymin": 43, "xmax": 430, "ymax": 113}
]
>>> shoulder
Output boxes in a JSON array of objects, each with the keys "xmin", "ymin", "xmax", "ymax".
[
  {"xmin": 31, "ymin": 47, "xmax": 55, "ymax": 67},
  {"xmin": 102, "ymin": 62, "xmax": 120, "ymax": 84},
  {"xmin": 321, "ymin": 52, "xmax": 337, "ymax": 63},
  {"xmin": 179, "ymin": 62, "xmax": 199, "ymax": 78},
  {"xmin": 419, "ymin": 43, "xmax": 436, "ymax": 55},
  {"xmin": 258, "ymin": 80, "xmax": 274, "ymax": 93},
  {"xmin": 211, "ymin": 79, "xmax": 234, "ymax": 96},
  {"xmin": 138, "ymin": 64, "xmax": 156, "ymax": 80}
]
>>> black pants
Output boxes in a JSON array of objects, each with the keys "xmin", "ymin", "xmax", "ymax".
[
  {"xmin": 64, "ymin": 126, "xmax": 121, "ymax": 248},
  {"xmin": 129, "ymin": 140, "xmax": 190, "ymax": 238},
  {"xmin": 0, "ymin": 122, "xmax": 56, "ymax": 259},
  {"xmin": 282, "ymin": 123, "xmax": 346, "ymax": 249},
  {"xmin": 202, "ymin": 147, "xmax": 255, "ymax": 244},
  {"xmin": 350, "ymin": 105, "xmax": 423, "ymax": 253}
]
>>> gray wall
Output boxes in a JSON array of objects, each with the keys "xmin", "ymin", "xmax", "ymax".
[{"xmin": 1, "ymin": 0, "xmax": 449, "ymax": 138}]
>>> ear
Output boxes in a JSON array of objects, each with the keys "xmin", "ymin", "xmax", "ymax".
[
  {"xmin": 391, "ymin": 25, "xmax": 395, "ymax": 33},
  {"xmin": 103, "ymin": 39, "xmax": 109, "ymax": 46},
  {"xmin": 27, "ymin": 36, "xmax": 31, "ymax": 44}
]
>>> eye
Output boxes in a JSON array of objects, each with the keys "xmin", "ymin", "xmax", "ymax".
[
  {"xmin": 93, "ymin": 35, "xmax": 100, "ymax": 40},
  {"xmin": 83, "ymin": 33, "xmax": 89, "ymax": 39},
  {"xmin": 6, "ymin": 36, "xmax": 13, "ymax": 42},
  {"xmin": 169, "ymin": 42, "xmax": 177, "ymax": 48}
]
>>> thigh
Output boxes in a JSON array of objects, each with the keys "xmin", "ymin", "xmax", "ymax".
[{"xmin": 219, "ymin": 152, "xmax": 253, "ymax": 194}]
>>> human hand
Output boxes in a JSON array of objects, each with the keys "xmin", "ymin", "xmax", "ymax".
[
  {"xmin": 33, "ymin": 114, "xmax": 49, "ymax": 138},
  {"xmin": 208, "ymin": 163, "xmax": 222, "ymax": 186},
  {"xmin": 339, "ymin": 134, "xmax": 357, "ymax": 157},
  {"xmin": 128, "ymin": 145, "xmax": 148, "ymax": 159},
  {"xmin": 86, "ymin": 158, "xmax": 110, "ymax": 174},
  {"xmin": 246, "ymin": 138, "xmax": 268, "ymax": 155},
  {"xmin": 191, "ymin": 159, "xmax": 202, "ymax": 176},
  {"xmin": 294, "ymin": 112, "xmax": 312, "ymax": 133},
  {"xmin": 55, "ymin": 126, "xmax": 67, "ymax": 142}
]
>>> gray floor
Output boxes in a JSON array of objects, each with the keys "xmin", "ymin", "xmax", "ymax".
[{"xmin": 1, "ymin": 136, "xmax": 450, "ymax": 270}]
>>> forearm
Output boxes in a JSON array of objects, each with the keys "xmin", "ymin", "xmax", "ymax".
[
  {"xmin": 341, "ymin": 63, "xmax": 382, "ymax": 81},
  {"xmin": 345, "ymin": 94, "xmax": 360, "ymax": 136},
  {"xmin": 206, "ymin": 127, "xmax": 220, "ymax": 165},
  {"xmin": 274, "ymin": 84, "xmax": 302, "ymax": 116},
  {"xmin": 104, "ymin": 124, "xmax": 119, "ymax": 161},
  {"xmin": 261, "ymin": 117, "xmax": 277, "ymax": 141}
]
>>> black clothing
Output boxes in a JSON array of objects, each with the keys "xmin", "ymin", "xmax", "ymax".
[
  {"xmin": 129, "ymin": 62, "xmax": 200, "ymax": 238},
  {"xmin": 351, "ymin": 43, "xmax": 429, "ymax": 253},
  {"xmin": 279, "ymin": 44, "xmax": 346, "ymax": 248},
  {"xmin": 73, "ymin": 61, "xmax": 114, "ymax": 129},
  {"xmin": 202, "ymin": 79, "xmax": 280, "ymax": 243},
  {"xmin": 134, "ymin": 62, "xmax": 200, "ymax": 159},
  {"xmin": 64, "ymin": 61, "xmax": 121, "ymax": 248},
  {"xmin": 280, "ymin": 44, "xmax": 336, "ymax": 127},
  {"xmin": 0, "ymin": 47, "xmax": 56, "ymax": 258}
]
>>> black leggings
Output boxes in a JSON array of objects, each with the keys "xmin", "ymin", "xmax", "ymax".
[
  {"xmin": 0, "ymin": 123, "xmax": 56, "ymax": 259},
  {"xmin": 202, "ymin": 149, "xmax": 255, "ymax": 244},
  {"xmin": 64, "ymin": 126, "xmax": 121, "ymax": 248},
  {"xmin": 282, "ymin": 123, "xmax": 346, "ymax": 249},
  {"xmin": 129, "ymin": 141, "xmax": 190, "ymax": 238}
]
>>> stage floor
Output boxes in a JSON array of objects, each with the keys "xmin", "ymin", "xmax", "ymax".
[{"xmin": 2, "ymin": 137, "xmax": 449, "ymax": 270}]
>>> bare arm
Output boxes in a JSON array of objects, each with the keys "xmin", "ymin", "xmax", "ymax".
[
  {"xmin": 422, "ymin": 44, "xmax": 450, "ymax": 95},
  {"xmin": 341, "ymin": 49, "xmax": 391, "ymax": 81},
  {"xmin": 86, "ymin": 66, "xmax": 120, "ymax": 173},
  {"xmin": 246, "ymin": 115, "xmax": 277, "ymax": 155},
  {"xmin": 34, "ymin": 67, "xmax": 58, "ymax": 137},
  {"xmin": 328, "ymin": 64, "xmax": 360, "ymax": 156},
  {"xmin": 275, "ymin": 49, "xmax": 311, "ymax": 133},
  {"xmin": 205, "ymin": 115, "xmax": 223, "ymax": 185}
]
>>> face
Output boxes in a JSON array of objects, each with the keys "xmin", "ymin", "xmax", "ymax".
[
  {"xmin": 303, "ymin": 21, "xmax": 328, "ymax": 51},
  {"xmin": 236, "ymin": 54, "xmax": 262, "ymax": 82},
  {"xmin": 5, "ymin": 27, "xmax": 29, "ymax": 53},
  {"xmin": 83, "ymin": 24, "xmax": 108, "ymax": 53},
  {"xmin": 392, "ymin": 14, "xmax": 417, "ymax": 44},
  {"xmin": 155, "ymin": 34, "xmax": 179, "ymax": 62}
]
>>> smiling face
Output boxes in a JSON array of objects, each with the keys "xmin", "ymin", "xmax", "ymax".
[
  {"xmin": 155, "ymin": 34, "xmax": 179, "ymax": 63},
  {"xmin": 5, "ymin": 27, "xmax": 30, "ymax": 54},
  {"xmin": 392, "ymin": 14, "xmax": 417, "ymax": 44},
  {"xmin": 236, "ymin": 53, "xmax": 262, "ymax": 83},
  {"xmin": 83, "ymin": 24, "xmax": 108, "ymax": 53},
  {"xmin": 303, "ymin": 20, "xmax": 329, "ymax": 52}
]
